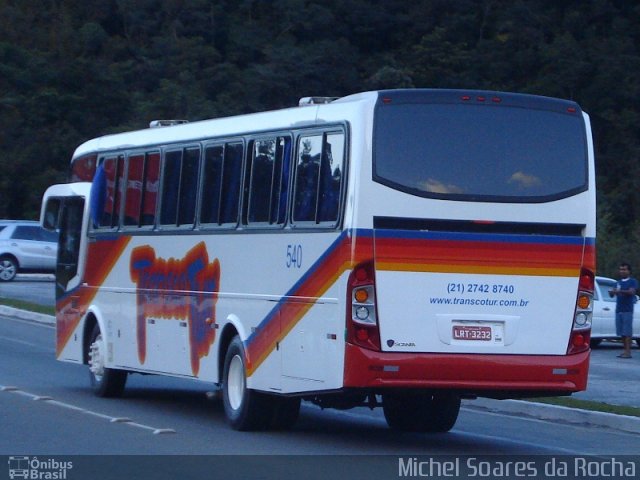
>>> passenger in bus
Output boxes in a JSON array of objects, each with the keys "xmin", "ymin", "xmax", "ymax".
[
  {"xmin": 318, "ymin": 142, "xmax": 341, "ymax": 222},
  {"xmin": 250, "ymin": 142, "xmax": 273, "ymax": 222},
  {"xmin": 609, "ymin": 262, "xmax": 637, "ymax": 358},
  {"xmin": 295, "ymin": 141, "xmax": 320, "ymax": 221}
]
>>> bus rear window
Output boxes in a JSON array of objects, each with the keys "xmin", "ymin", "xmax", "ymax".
[{"xmin": 373, "ymin": 100, "xmax": 588, "ymax": 202}]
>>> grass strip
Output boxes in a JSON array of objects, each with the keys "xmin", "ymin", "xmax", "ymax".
[
  {"xmin": 0, "ymin": 298, "xmax": 55, "ymax": 316},
  {"xmin": 527, "ymin": 397, "xmax": 640, "ymax": 418}
]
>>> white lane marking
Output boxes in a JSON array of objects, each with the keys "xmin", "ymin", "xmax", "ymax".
[
  {"xmin": 1, "ymin": 385, "xmax": 176, "ymax": 435},
  {"xmin": 0, "ymin": 315, "xmax": 55, "ymax": 329},
  {"xmin": 0, "ymin": 335, "xmax": 44, "ymax": 348}
]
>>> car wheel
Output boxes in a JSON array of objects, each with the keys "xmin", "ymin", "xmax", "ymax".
[
  {"xmin": 0, "ymin": 256, "xmax": 18, "ymax": 282},
  {"xmin": 589, "ymin": 338, "xmax": 602, "ymax": 348}
]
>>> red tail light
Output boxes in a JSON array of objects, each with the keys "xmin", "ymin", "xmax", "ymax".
[
  {"xmin": 579, "ymin": 268, "xmax": 595, "ymax": 293},
  {"xmin": 568, "ymin": 267, "xmax": 594, "ymax": 354},
  {"xmin": 346, "ymin": 261, "xmax": 380, "ymax": 351}
]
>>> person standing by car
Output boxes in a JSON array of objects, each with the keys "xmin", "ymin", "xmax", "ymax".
[{"xmin": 609, "ymin": 262, "xmax": 638, "ymax": 358}]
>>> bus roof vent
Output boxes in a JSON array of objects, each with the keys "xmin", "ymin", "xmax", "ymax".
[
  {"xmin": 149, "ymin": 120, "xmax": 189, "ymax": 128},
  {"xmin": 298, "ymin": 97, "xmax": 338, "ymax": 107}
]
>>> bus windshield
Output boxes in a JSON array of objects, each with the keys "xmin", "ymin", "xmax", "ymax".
[{"xmin": 373, "ymin": 98, "xmax": 588, "ymax": 203}]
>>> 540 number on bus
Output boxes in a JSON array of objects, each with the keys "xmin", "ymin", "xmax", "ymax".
[
  {"xmin": 447, "ymin": 283, "xmax": 515, "ymax": 295},
  {"xmin": 286, "ymin": 244, "xmax": 303, "ymax": 268}
]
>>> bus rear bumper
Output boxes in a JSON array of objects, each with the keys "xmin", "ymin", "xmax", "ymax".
[{"xmin": 343, "ymin": 343, "xmax": 590, "ymax": 397}]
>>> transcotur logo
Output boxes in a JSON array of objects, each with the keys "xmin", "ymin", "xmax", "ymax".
[{"xmin": 8, "ymin": 457, "xmax": 72, "ymax": 479}]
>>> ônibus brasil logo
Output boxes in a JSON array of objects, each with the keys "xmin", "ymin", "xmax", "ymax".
[{"xmin": 8, "ymin": 457, "xmax": 72, "ymax": 479}]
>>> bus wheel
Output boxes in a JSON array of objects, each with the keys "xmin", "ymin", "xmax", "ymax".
[
  {"xmin": 222, "ymin": 336, "xmax": 269, "ymax": 431},
  {"xmin": 383, "ymin": 392, "xmax": 460, "ymax": 433},
  {"xmin": 88, "ymin": 324, "xmax": 127, "ymax": 397}
]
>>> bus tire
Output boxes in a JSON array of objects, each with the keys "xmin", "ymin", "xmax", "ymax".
[
  {"xmin": 222, "ymin": 336, "xmax": 269, "ymax": 431},
  {"xmin": 88, "ymin": 323, "xmax": 127, "ymax": 397},
  {"xmin": 383, "ymin": 392, "xmax": 460, "ymax": 433}
]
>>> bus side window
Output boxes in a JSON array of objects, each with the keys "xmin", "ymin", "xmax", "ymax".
[
  {"xmin": 293, "ymin": 135, "xmax": 322, "ymax": 222},
  {"xmin": 272, "ymin": 136, "xmax": 291, "ymax": 225},
  {"xmin": 200, "ymin": 142, "xmax": 243, "ymax": 227},
  {"xmin": 318, "ymin": 133, "xmax": 344, "ymax": 223},
  {"xmin": 293, "ymin": 132, "xmax": 343, "ymax": 225},
  {"xmin": 124, "ymin": 154, "xmax": 144, "ymax": 227},
  {"xmin": 70, "ymin": 154, "xmax": 97, "ymax": 182},
  {"xmin": 141, "ymin": 152, "xmax": 160, "ymax": 226},
  {"xmin": 178, "ymin": 147, "xmax": 200, "ymax": 226},
  {"xmin": 249, "ymin": 139, "xmax": 276, "ymax": 223},
  {"xmin": 160, "ymin": 150, "xmax": 182, "ymax": 226},
  {"xmin": 247, "ymin": 136, "xmax": 291, "ymax": 226},
  {"xmin": 99, "ymin": 156, "xmax": 124, "ymax": 228},
  {"xmin": 112, "ymin": 155, "xmax": 125, "ymax": 227},
  {"xmin": 220, "ymin": 143, "xmax": 243, "ymax": 225},
  {"xmin": 200, "ymin": 145, "xmax": 224, "ymax": 225}
]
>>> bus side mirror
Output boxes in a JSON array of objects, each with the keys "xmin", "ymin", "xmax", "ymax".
[{"xmin": 42, "ymin": 198, "xmax": 62, "ymax": 231}]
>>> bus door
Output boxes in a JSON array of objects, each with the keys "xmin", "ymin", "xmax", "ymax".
[
  {"xmin": 55, "ymin": 196, "xmax": 86, "ymax": 297},
  {"xmin": 42, "ymin": 183, "xmax": 92, "ymax": 362},
  {"xmin": 41, "ymin": 183, "xmax": 91, "ymax": 299}
]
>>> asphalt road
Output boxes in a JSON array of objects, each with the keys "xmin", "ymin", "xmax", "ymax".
[
  {"xmin": 1, "ymin": 316, "xmax": 638, "ymax": 457},
  {"xmin": 1, "ymin": 278, "xmax": 639, "ymax": 479},
  {"xmin": 2, "ymin": 276, "xmax": 639, "ymax": 408}
]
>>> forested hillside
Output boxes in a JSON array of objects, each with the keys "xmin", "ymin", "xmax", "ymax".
[{"xmin": 1, "ymin": 0, "xmax": 638, "ymax": 275}]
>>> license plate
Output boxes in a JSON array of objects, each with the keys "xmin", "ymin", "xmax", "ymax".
[{"xmin": 453, "ymin": 325, "xmax": 492, "ymax": 341}]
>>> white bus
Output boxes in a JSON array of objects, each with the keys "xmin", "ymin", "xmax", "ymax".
[{"xmin": 41, "ymin": 89, "xmax": 596, "ymax": 432}]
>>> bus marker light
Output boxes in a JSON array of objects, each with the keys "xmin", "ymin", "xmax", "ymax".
[
  {"xmin": 579, "ymin": 269, "xmax": 595, "ymax": 292},
  {"xmin": 473, "ymin": 219, "xmax": 496, "ymax": 225},
  {"xmin": 575, "ymin": 312, "xmax": 588, "ymax": 326},
  {"xmin": 355, "ymin": 289, "xmax": 369, "ymax": 303},
  {"xmin": 355, "ymin": 268, "xmax": 368, "ymax": 282},
  {"xmin": 355, "ymin": 306, "xmax": 370, "ymax": 321},
  {"xmin": 577, "ymin": 295, "xmax": 591, "ymax": 310},
  {"xmin": 356, "ymin": 328, "xmax": 370, "ymax": 341},
  {"xmin": 572, "ymin": 334, "xmax": 586, "ymax": 347}
]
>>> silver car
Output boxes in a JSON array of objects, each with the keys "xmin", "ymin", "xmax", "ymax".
[
  {"xmin": 591, "ymin": 276, "xmax": 640, "ymax": 347},
  {"xmin": 0, "ymin": 220, "xmax": 58, "ymax": 281}
]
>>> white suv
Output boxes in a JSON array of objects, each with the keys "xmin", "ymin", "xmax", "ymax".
[{"xmin": 0, "ymin": 220, "xmax": 58, "ymax": 281}]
